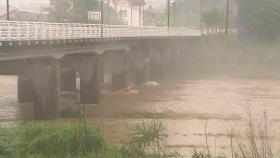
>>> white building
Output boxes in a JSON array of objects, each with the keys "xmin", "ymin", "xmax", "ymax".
[
  {"xmin": 111, "ymin": 0, "xmax": 145, "ymax": 26},
  {"xmin": 50, "ymin": 0, "xmax": 145, "ymax": 26}
]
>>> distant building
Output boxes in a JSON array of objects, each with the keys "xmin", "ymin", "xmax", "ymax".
[
  {"xmin": 0, "ymin": 6, "xmax": 48, "ymax": 21},
  {"xmin": 49, "ymin": 0, "xmax": 145, "ymax": 26},
  {"xmin": 111, "ymin": 0, "xmax": 145, "ymax": 26}
]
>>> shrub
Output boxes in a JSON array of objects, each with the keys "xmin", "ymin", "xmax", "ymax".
[
  {"xmin": 192, "ymin": 150, "xmax": 210, "ymax": 158},
  {"xmin": 0, "ymin": 128, "xmax": 12, "ymax": 158},
  {"xmin": 120, "ymin": 120, "xmax": 181, "ymax": 158},
  {"xmin": 5, "ymin": 122, "xmax": 107, "ymax": 158}
]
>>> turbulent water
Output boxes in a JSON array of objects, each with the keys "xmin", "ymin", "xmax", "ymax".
[{"xmin": 1, "ymin": 76, "xmax": 280, "ymax": 157}]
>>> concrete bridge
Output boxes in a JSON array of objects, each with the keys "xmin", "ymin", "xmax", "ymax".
[{"xmin": 0, "ymin": 20, "xmax": 201, "ymax": 119}]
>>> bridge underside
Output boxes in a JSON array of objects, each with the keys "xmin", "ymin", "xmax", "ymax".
[{"xmin": 0, "ymin": 37, "xmax": 200, "ymax": 120}]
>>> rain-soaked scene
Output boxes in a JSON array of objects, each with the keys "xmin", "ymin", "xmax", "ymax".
[{"xmin": 1, "ymin": 0, "xmax": 280, "ymax": 158}]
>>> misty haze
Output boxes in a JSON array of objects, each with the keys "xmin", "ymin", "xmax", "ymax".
[{"xmin": 0, "ymin": 0, "xmax": 280, "ymax": 158}]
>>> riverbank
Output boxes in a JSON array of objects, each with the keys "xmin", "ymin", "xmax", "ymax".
[{"xmin": 0, "ymin": 120, "xmax": 183, "ymax": 158}]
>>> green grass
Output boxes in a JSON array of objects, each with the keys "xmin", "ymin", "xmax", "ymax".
[
  {"xmin": 0, "ymin": 122, "xmax": 107, "ymax": 158},
  {"xmin": 0, "ymin": 121, "xmax": 182, "ymax": 158}
]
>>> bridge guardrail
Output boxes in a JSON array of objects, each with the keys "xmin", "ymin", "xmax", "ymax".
[{"xmin": 0, "ymin": 21, "xmax": 201, "ymax": 41}]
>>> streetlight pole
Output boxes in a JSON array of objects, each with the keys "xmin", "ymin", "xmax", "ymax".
[
  {"xmin": 167, "ymin": 0, "xmax": 170, "ymax": 28},
  {"xmin": 101, "ymin": 0, "xmax": 104, "ymax": 24},
  {"xmin": 107, "ymin": 0, "xmax": 110, "ymax": 24},
  {"xmin": 200, "ymin": 0, "xmax": 203, "ymax": 31},
  {"xmin": 225, "ymin": 0, "xmax": 230, "ymax": 35},
  {"xmin": 173, "ymin": 1, "xmax": 176, "ymax": 27},
  {"xmin": 6, "ymin": 0, "xmax": 10, "ymax": 21}
]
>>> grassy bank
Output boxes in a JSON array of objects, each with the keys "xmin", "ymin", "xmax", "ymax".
[
  {"xmin": 0, "ymin": 121, "xmax": 180, "ymax": 158},
  {"xmin": 0, "ymin": 110, "xmax": 276, "ymax": 158}
]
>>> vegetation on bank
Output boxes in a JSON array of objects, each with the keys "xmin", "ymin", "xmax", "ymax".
[
  {"xmin": 0, "ymin": 121, "xmax": 180, "ymax": 158},
  {"xmin": 0, "ymin": 107, "xmax": 276, "ymax": 158}
]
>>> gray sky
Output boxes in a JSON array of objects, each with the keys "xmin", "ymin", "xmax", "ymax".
[
  {"xmin": 0, "ymin": 0, "xmax": 166, "ymax": 10},
  {"xmin": 0, "ymin": 0, "xmax": 49, "ymax": 7}
]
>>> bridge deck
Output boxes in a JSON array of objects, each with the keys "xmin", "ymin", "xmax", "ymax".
[{"xmin": 0, "ymin": 21, "xmax": 201, "ymax": 43}]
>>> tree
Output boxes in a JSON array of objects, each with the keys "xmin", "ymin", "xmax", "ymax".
[
  {"xmin": 103, "ymin": 1, "xmax": 125, "ymax": 25},
  {"xmin": 202, "ymin": 8, "xmax": 221, "ymax": 31},
  {"xmin": 48, "ymin": 0, "xmax": 72, "ymax": 22},
  {"xmin": 144, "ymin": 5, "xmax": 165, "ymax": 27},
  {"xmin": 70, "ymin": 0, "xmax": 100, "ymax": 23},
  {"xmin": 48, "ymin": 0, "xmax": 123, "ymax": 24},
  {"xmin": 239, "ymin": 0, "xmax": 280, "ymax": 40}
]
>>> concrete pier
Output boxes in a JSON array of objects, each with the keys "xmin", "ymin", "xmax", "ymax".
[
  {"xmin": 32, "ymin": 59, "xmax": 60, "ymax": 119},
  {"xmin": 78, "ymin": 55, "xmax": 100, "ymax": 104},
  {"xmin": 149, "ymin": 49, "xmax": 163, "ymax": 81},
  {"xmin": 60, "ymin": 68, "xmax": 76, "ymax": 92},
  {"xmin": 17, "ymin": 75, "xmax": 33, "ymax": 103},
  {"xmin": 109, "ymin": 51, "xmax": 128, "ymax": 91},
  {"xmin": 132, "ymin": 48, "xmax": 150, "ymax": 85}
]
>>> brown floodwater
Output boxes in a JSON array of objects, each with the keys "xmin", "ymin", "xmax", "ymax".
[{"xmin": 1, "ymin": 76, "xmax": 280, "ymax": 157}]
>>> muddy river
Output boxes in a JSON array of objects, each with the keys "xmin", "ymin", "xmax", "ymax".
[{"xmin": 1, "ymin": 76, "xmax": 280, "ymax": 157}]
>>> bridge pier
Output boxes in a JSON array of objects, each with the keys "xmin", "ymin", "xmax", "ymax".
[
  {"xmin": 17, "ymin": 75, "xmax": 33, "ymax": 103},
  {"xmin": 60, "ymin": 68, "xmax": 76, "ymax": 92},
  {"xmin": 107, "ymin": 51, "xmax": 128, "ymax": 91},
  {"xmin": 32, "ymin": 59, "xmax": 60, "ymax": 120},
  {"xmin": 98, "ymin": 54, "xmax": 105, "ymax": 84},
  {"xmin": 149, "ymin": 49, "xmax": 163, "ymax": 81},
  {"xmin": 78, "ymin": 55, "xmax": 100, "ymax": 104},
  {"xmin": 132, "ymin": 49, "xmax": 150, "ymax": 85}
]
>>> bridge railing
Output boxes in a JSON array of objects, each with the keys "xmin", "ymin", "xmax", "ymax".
[{"xmin": 0, "ymin": 21, "xmax": 200, "ymax": 41}]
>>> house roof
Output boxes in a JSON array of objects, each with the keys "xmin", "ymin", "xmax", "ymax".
[
  {"xmin": 0, "ymin": 6, "xmax": 17, "ymax": 16},
  {"xmin": 0, "ymin": 6, "xmax": 48, "ymax": 20}
]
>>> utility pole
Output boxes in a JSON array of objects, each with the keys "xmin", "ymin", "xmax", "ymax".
[
  {"xmin": 200, "ymin": 0, "xmax": 203, "ymax": 33},
  {"xmin": 6, "ymin": 0, "xmax": 10, "ymax": 21},
  {"xmin": 225, "ymin": 0, "xmax": 230, "ymax": 35},
  {"xmin": 101, "ymin": 0, "xmax": 104, "ymax": 24},
  {"xmin": 167, "ymin": 0, "xmax": 170, "ymax": 28},
  {"xmin": 107, "ymin": 0, "xmax": 110, "ymax": 24},
  {"xmin": 40, "ymin": 4, "xmax": 43, "ymax": 21},
  {"xmin": 172, "ymin": 1, "xmax": 176, "ymax": 27}
]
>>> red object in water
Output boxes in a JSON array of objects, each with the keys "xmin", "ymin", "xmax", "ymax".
[{"xmin": 113, "ymin": 85, "xmax": 133, "ymax": 95}]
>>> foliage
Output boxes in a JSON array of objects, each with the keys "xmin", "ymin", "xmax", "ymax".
[
  {"xmin": 192, "ymin": 150, "xmax": 211, "ymax": 158},
  {"xmin": 103, "ymin": 2, "xmax": 125, "ymax": 25},
  {"xmin": 239, "ymin": 0, "xmax": 280, "ymax": 40},
  {"xmin": 202, "ymin": 9, "xmax": 221, "ymax": 29},
  {"xmin": 48, "ymin": 0, "xmax": 123, "ymax": 24},
  {"xmin": 230, "ymin": 108, "xmax": 274, "ymax": 158},
  {"xmin": 0, "ymin": 122, "xmax": 107, "ymax": 158},
  {"xmin": 0, "ymin": 128, "xmax": 12, "ymax": 158},
  {"xmin": 120, "ymin": 120, "xmax": 181, "ymax": 158},
  {"xmin": 70, "ymin": 0, "xmax": 100, "ymax": 23},
  {"xmin": 48, "ymin": 0, "xmax": 72, "ymax": 22},
  {"xmin": 144, "ymin": 6, "xmax": 166, "ymax": 27},
  {"xmin": 0, "ymin": 121, "xmax": 184, "ymax": 158},
  {"xmin": 191, "ymin": 150, "xmax": 226, "ymax": 158}
]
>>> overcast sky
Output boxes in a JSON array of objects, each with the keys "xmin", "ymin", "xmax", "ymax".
[
  {"xmin": 9, "ymin": 0, "xmax": 48, "ymax": 5},
  {"xmin": 0, "ymin": 0, "xmax": 166, "ymax": 9}
]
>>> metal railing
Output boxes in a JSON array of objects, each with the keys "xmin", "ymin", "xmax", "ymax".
[{"xmin": 0, "ymin": 21, "xmax": 201, "ymax": 41}]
